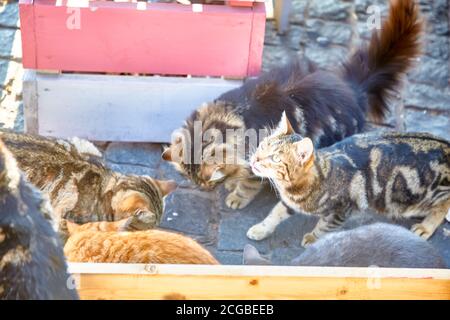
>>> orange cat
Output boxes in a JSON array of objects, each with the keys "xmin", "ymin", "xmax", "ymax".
[{"xmin": 64, "ymin": 220, "xmax": 219, "ymax": 265}]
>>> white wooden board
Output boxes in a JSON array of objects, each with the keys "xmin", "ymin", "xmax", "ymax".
[{"xmin": 23, "ymin": 70, "xmax": 242, "ymax": 142}]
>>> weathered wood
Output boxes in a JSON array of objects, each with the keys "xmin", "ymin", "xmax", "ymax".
[
  {"xmin": 274, "ymin": 0, "xmax": 291, "ymax": 34},
  {"xmin": 68, "ymin": 263, "xmax": 450, "ymax": 300},
  {"xmin": 19, "ymin": 0, "xmax": 265, "ymax": 77},
  {"xmin": 23, "ymin": 70, "xmax": 39, "ymax": 134},
  {"xmin": 23, "ymin": 70, "xmax": 242, "ymax": 142}
]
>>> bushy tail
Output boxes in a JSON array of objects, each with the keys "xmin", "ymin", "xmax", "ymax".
[{"xmin": 342, "ymin": 0, "xmax": 423, "ymax": 122}]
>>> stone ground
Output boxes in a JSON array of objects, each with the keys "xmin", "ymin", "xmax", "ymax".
[{"xmin": 0, "ymin": 0, "xmax": 449, "ymax": 266}]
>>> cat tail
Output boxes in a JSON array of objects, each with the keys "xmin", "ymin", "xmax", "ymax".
[{"xmin": 342, "ymin": 0, "xmax": 423, "ymax": 122}]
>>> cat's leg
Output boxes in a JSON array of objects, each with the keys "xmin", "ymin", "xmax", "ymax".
[
  {"xmin": 411, "ymin": 199, "xmax": 449, "ymax": 240},
  {"xmin": 224, "ymin": 178, "xmax": 238, "ymax": 192},
  {"xmin": 302, "ymin": 209, "xmax": 349, "ymax": 247},
  {"xmin": 226, "ymin": 177, "xmax": 263, "ymax": 209},
  {"xmin": 247, "ymin": 201, "xmax": 291, "ymax": 240}
]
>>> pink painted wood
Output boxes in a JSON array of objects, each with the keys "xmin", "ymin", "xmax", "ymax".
[{"xmin": 19, "ymin": 0, "xmax": 265, "ymax": 77}]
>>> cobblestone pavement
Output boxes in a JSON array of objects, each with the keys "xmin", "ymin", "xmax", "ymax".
[{"xmin": 0, "ymin": 0, "xmax": 449, "ymax": 266}]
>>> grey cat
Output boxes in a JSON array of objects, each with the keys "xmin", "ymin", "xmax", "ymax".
[
  {"xmin": 0, "ymin": 140, "xmax": 78, "ymax": 300},
  {"xmin": 243, "ymin": 223, "xmax": 447, "ymax": 268}
]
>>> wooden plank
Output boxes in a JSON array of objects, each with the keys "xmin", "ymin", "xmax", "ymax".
[
  {"xmin": 23, "ymin": 69, "xmax": 39, "ymax": 134},
  {"xmin": 18, "ymin": 0, "xmax": 37, "ymax": 68},
  {"xmin": 68, "ymin": 263, "xmax": 450, "ymax": 300},
  {"xmin": 274, "ymin": 0, "xmax": 291, "ymax": 34},
  {"xmin": 247, "ymin": 2, "xmax": 266, "ymax": 76},
  {"xmin": 19, "ymin": 0, "xmax": 265, "ymax": 77},
  {"xmin": 29, "ymin": 71, "xmax": 241, "ymax": 142}
]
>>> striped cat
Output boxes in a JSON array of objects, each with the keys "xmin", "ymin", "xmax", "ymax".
[
  {"xmin": 243, "ymin": 223, "xmax": 446, "ymax": 268},
  {"xmin": 0, "ymin": 130, "xmax": 177, "ymax": 242},
  {"xmin": 64, "ymin": 220, "xmax": 219, "ymax": 265},
  {"xmin": 0, "ymin": 139, "xmax": 78, "ymax": 299},
  {"xmin": 250, "ymin": 112, "xmax": 450, "ymax": 246},
  {"xmin": 162, "ymin": 0, "xmax": 423, "ymax": 227}
]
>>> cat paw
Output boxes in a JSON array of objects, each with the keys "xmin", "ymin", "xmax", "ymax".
[
  {"xmin": 247, "ymin": 223, "xmax": 273, "ymax": 241},
  {"xmin": 301, "ymin": 233, "xmax": 317, "ymax": 247},
  {"xmin": 411, "ymin": 223, "xmax": 433, "ymax": 240},
  {"xmin": 224, "ymin": 179, "xmax": 237, "ymax": 192},
  {"xmin": 225, "ymin": 193, "xmax": 251, "ymax": 210}
]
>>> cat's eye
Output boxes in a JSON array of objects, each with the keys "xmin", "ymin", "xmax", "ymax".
[{"xmin": 271, "ymin": 154, "xmax": 281, "ymax": 163}]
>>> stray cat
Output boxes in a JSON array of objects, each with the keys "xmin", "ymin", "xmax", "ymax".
[
  {"xmin": 162, "ymin": 0, "xmax": 423, "ymax": 236},
  {"xmin": 0, "ymin": 130, "xmax": 177, "ymax": 242},
  {"xmin": 64, "ymin": 220, "xmax": 219, "ymax": 265},
  {"xmin": 0, "ymin": 139, "xmax": 78, "ymax": 299},
  {"xmin": 243, "ymin": 223, "xmax": 446, "ymax": 268},
  {"xmin": 250, "ymin": 112, "xmax": 450, "ymax": 246}
]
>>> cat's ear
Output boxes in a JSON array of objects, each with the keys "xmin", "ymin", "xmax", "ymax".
[
  {"xmin": 243, "ymin": 244, "xmax": 272, "ymax": 265},
  {"xmin": 208, "ymin": 168, "xmax": 226, "ymax": 182},
  {"xmin": 161, "ymin": 147, "xmax": 172, "ymax": 161},
  {"xmin": 274, "ymin": 111, "xmax": 294, "ymax": 136},
  {"xmin": 65, "ymin": 219, "xmax": 81, "ymax": 235},
  {"xmin": 155, "ymin": 179, "xmax": 178, "ymax": 196},
  {"xmin": 162, "ymin": 132, "xmax": 184, "ymax": 162},
  {"xmin": 294, "ymin": 137, "xmax": 314, "ymax": 165}
]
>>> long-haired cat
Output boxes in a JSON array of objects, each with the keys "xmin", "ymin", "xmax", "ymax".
[
  {"xmin": 162, "ymin": 0, "xmax": 423, "ymax": 237},
  {"xmin": 0, "ymin": 130, "xmax": 177, "ymax": 242},
  {"xmin": 243, "ymin": 223, "xmax": 447, "ymax": 268},
  {"xmin": 0, "ymin": 139, "xmax": 78, "ymax": 299},
  {"xmin": 63, "ymin": 220, "xmax": 219, "ymax": 265},
  {"xmin": 250, "ymin": 112, "xmax": 450, "ymax": 245}
]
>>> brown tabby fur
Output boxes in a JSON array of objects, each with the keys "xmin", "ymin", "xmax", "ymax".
[
  {"xmin": 162, "ymin": 0, "xmax": 423, "ymax": 213},
  {"xmin": 251, "ymin": 113, "xmax": 450, "ymax": 246},
  {"xmin": 0, "ymin": 130, "xmax": 176, "ymax": 242},
  {"xmin": 64, "ymin": 220, "xmax": 219, "ymax": 265}
]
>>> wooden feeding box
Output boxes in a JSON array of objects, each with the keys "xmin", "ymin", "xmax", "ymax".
[
  {"xmin": 19, "ymin": 0, "xmax": 266, "ymax": 142},
  {"xmin": 68, "ymin": 263, "xmax": 450, "ymax": 300}
]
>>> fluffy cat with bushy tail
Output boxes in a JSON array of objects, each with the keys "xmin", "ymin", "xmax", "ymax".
[{"xmin": 163, "ymin": 0, "xmax": 423, "ymax": 241}]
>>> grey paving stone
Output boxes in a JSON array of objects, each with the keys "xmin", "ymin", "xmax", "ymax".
[
  {"xmin": 409, "ymin": 56, "xmax": 449, "ymax": 88},
  {"xmin": 308, "ymin": 0, "xmax": 352, "ymax": 21},
  {"xmin": 0, "ymin": 29, "xmax": 16, "ymax": 58},
  {"xmin": 354, "ymin": 0, "xmax": 388, "ymax": 16},
  {"xmin": 262, "ymin": 45, "xmax": 297, "ymax": 71},
  {"xmin": 305, "ymin": 19, "xmax": 353, "ymax": 46},
  {"xmin": 404, "ymin": 83, "xmax": 450, "ymax": 111},
  {"xmin": 0, "ymin": 2, "xmax": 19, "ymax": 28},
  {"xmin": 107, "ymin": 162, "xmax": 158, "ymax": 177},
  {"xmin": 404, "ymin": 109, "xmax": 450, "ymax": 141},
  {"xmin": 424, "ymin": 35, "xmax": 449, "ymax": 61},
  {"xmin": 0, "ymin": 59, "xmax": 8, "ymax": 87},
  {"xmin": 157, "ymin": 159, "xmax": 194, "ymax": 188},
  {"xmin": 214, "ymin": 250, "xmax": 243, "ymax": 265},
  {"xmin": 290, "ymin": 0, "xmax": 308, "ymax": 25},
  {"xmin": 217, "ymin": 214, "xmax": 271, "ymax": 253},
  {"xmin": 269, "ymin": 214, "xmax": 318, "ymax": 249},
  {"xmin": 304, "ymin": 44, "xmax": 349, "ymax": 69},
  {"xmin": 104, "ymin": 142, "xmax": 161, "ymax": 167},
  {"xmin": 161, "ymin": 189, "xmax": 214, "ymax": 236}
]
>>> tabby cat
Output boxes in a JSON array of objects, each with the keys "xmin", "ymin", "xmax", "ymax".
[
  {"xmin": 0, "ymin": 139, "xmax": 78, "ymax": 299},
  {"xmin": 243, "ymin": 223, "xmax": 446, "ymax": 268},
  {"xmin": 162, "ymin": 0, "xmax": 423, "ymax": 234},
  {"xmin": 64, "ymin": 220, "xmax": 219, "ymax": 264},
  {"xmin": 0, "ymin": 130, "xmax": 177, "ymax": 242},
  {"xmin": 250, "ymin": 112, "xmax": 450, "ymax": 246}
]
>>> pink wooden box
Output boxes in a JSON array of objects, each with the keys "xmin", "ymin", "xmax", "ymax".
[{"xmin": 19, "ymin": 0, "xmax": 265, "ymax": 77}]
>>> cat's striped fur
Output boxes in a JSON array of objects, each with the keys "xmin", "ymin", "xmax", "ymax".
[
  {"xmin": 250, "ymin": 113, "xmax": 450, "ymax": 246},
  {"xmin": 162, "ymin": 0, "xmax": 423, "ymax": 218},
  {"xmin": 0, "ymin": 130, "xmax": 176, "ymax": 242}
]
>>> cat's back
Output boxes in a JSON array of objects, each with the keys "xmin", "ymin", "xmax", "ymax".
[
  {"xmin": 0, "ymin": 139, "xmax": 78, "ymax": 299},
  {"xmin": 293, "ymin": 223, "xmax": 446, "ymax": 268},
  {"xmin": 64, "ymin": 229, "xmax": 219, "ymax": 265}
]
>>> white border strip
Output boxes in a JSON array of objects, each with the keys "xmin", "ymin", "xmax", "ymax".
[{"xmin": 68, "ymin": 263, "xmax": 450, "ymax": 280}]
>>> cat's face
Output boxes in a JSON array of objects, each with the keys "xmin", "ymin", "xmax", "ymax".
[
  {"xmin": 162, "ymin": 102, "xmax": 244, "ymax": 190},
  {"xmin": 111, "ymin": 175, "xmax": 177, "ymax": 228},
  {"xmin": 250, "ymin": 111, "xmax": 315, "ymax": 183}
]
